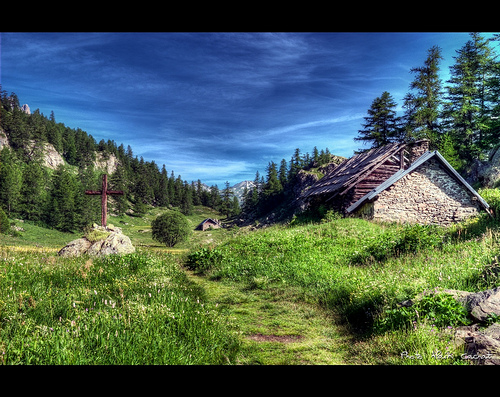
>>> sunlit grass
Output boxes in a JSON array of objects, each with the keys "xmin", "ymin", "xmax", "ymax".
[{"xmin": 0, "ymin": 248, "xmax": 240, "ymax": 364}]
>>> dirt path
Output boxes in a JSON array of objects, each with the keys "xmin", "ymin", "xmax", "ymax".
[{"xmin": 185, "ymin": 270, "xmax": 355, "ymax": 365}]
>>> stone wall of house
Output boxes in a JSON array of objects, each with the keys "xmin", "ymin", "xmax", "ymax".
[{"xmin": 356, "ymin": 158, "xmax": 482, "ymax": 226}]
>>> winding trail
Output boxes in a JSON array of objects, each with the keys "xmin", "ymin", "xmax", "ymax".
[{"xmin": 185, "ymin": 270, "xmax": 356, "ymax": 365}]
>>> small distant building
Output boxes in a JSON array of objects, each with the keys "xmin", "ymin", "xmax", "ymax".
[
  {"xmin": 302, "ymin": 140, "xmax": 491, "ymax": 226},
  {"xmin": 196, "ymin": 218, "xmax": 222, "ymax": 231}
]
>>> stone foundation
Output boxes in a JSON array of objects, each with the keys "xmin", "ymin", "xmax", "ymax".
[{"xmin": 355, "ymin": 158, "xmax": 482, "ymax": 226}]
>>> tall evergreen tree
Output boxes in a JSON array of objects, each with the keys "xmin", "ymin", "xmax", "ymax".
[
  {"xmin": 0, "ymin": 147, "xmax": 22, "ymax": 215},
  {"xmin": 46, "ymin": 165, "xmax": 78, "ymax": 231},
  {"xmin": 19, "ymin": 156, "xmax": 49, "ymax": 223},
  {"xmin": 264, "ymin": 161, "xmax": 282, "ymax": 198},
  {"xmin": 403, "ymin": 45, "xmax": 444, "ymax": 145},
  {"xmin": 278, "ymin": 158, "xmax": 288, "ymax": 188},
  {"xmin": 221, "ymin": 181, "xmax": 234, "ymax": 218},
  {"xmin": 444, "ymin": 33, "xmax": 497, "ymax": 162},
  {"xmin": 355, "ymin": 91, "xmax": 401, "ymax": 148},
  {"xmin": 109, "ymin": 165, "xmax": 128, "ymax": 216},
  {"xmin": 75, "ymin": 165, "xmax": 101, "ymax": 229}
]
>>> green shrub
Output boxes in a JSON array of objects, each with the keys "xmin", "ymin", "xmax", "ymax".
[
  {"xmin": 186, "ymin": 247, "xmax": 224, "ymax": 273},
  {"xmin": 151, "ymin": 211, "xmax": 191, "ymax": 247},
  {"xmin": 478, "ymin": 188, "xmax": 500, "ymax": 219},
  {"xmin": 352, "ymin": 224, "xmax": 445, "ymax": 264},
  {"xmin": 375, "ymin": 293, "xmax": 471, "ymax": 333}
]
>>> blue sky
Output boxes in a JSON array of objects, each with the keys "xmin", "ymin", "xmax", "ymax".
[{"xmin": 1, "ymin": 32, "xmax": 498, "ymax": 186}]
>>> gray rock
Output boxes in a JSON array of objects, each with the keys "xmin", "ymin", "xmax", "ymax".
[
  {"xmin": 458, "ymin": 287, "xmax": 500, "ymax": 323},
  {"xmin": 58, "ymin": 238, "xmax": 92, "ymax": 257},
  {"xmin": 58, "ymin": 225, "xmax": 135, "ymax": 257},
  {"xmin": 455, "ymin": 323, "xmax": 500, "ymax": 365}
]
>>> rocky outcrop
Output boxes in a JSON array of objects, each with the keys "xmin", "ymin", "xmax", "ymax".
[
  {"xmin": 292, "ymin": 170, "xmax": 320, "ymax": 212},
  {"xmin": 58, "ymin": 224, "xmax": 135, "ymax": 257},
  {"xmin": 20, "ymin": 104, "xmax": 30, "ymax": 115},
  {"xmin": 405, "ymin": 287, "xmax": 500, "ymax": 365},
  {"xmin": 0, "ymin": 128, "xmax": 10, "ymax": 150},
  {"xmin": 26, "ymin": 140, "xmax": 66, "ymax": 170},
  {"xmin": 94, "ymin": 152, "xmax": 120, "ymax": 175},
  {"xmin": 466, "ymin": 146, "xmax": 500, "ymax": 188}
]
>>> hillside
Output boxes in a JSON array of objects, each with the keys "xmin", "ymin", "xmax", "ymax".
[{"xmin": 0, "ymin": 93, "xmax": 231, "ymax": 233}]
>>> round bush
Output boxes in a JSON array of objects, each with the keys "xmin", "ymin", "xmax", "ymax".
[{"xmin": 151, "ymin": 211, "xmax": 191, "ymax": 247}]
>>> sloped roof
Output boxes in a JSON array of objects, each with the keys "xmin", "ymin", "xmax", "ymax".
[
  {"xmin": 302, "ymin": 142, "xmax": 407, "ymax": 199},
  {"xmin": 346, "ymin": 150, "xmax": 490, "ymax": 213},
  {"xmin": 198, "ymin": 218, "xmax": 220, "ymax": 226}
]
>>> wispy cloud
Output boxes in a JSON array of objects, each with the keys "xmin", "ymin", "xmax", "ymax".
[{"xmin": 1, "ymin": 32, "xmax": 480, "ymax": 186}]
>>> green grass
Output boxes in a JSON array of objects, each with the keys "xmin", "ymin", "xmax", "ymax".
[
  {"xmin": 3, "ymin": 202, "xmax": 500, "ymax": 365},
  {"xmin": 188, "ymin": 213, "xmax": 500, "ymax": 364},
  {"xmin": 0, "ymin": 248, "xmax": 240, "ymax": 364}
]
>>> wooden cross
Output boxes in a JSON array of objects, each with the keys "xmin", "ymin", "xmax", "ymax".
[{"xmin": 85, "ymin": 174, "xmax": 123, "ymax": 227}]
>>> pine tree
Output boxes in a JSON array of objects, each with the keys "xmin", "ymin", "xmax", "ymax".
[
  {"xmin": 232, "ymin": 196, "xmax": 241, "ymax": 217},
  {"xmin": 19, "ymin": 156, "xmax": 48, "ymax": 223},
  {"xmin": 444, "ymin": 33, "xmax": 497, "ymax": 162},
  {"xmin": 403, "ymin": 45, "xmax": 444, "ymax": 145},
  {"xmin": 157, "ymin": 165, "xmax": 170, "ymax": 207},
  {"xmin": 221, "ymin": 181, "xmax": 234, "ymax": 218},
  {"xmin": 0, "ymin": 147, "xmax": 22, "ymax": 215},
  {"xmin": 264, "ymin": 161, "xmax": 282, "ymax": 198},
  {"xmin": 209, "ymin": 185, "xmax": 222, "ymax": 210},
  {"xmin": 278, "ymin": 158, "xmax": 288, "ymax": 188},
  {"xmin": 356, "ymin": 91, "xmax": 401, "ymax": 149},
  {"xmin": 75, "ymin": 166, "xmax": 101, "ymax": 229},
  {"xmin": 109, "ymin": 166, "xmax": 128, "ymax": 216},
  {"xmin": 180, "ymin": 181, "xmax": 193, "ymax": 215},
  {"xmin": 46, "ymin": 165, "xmax": 78, "ymax": 232}
]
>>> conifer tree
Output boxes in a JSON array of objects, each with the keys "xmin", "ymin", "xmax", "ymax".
[
  {"xmin": 264, "ymin": 161, "xmax": 282, "ymax": 198},
  {"xmin": 444, "ymin": 33, "xmax": 497, "ymax": 162},
  {"xmin": 221, "ymin": 181, "xmax": 234, "ymax": 218},
  {"xmin": 75, "ymin": 165, "xmax": 101, "ymax": 229},
  {"xmin": 403, "ymin": 45, "xmax": 443, "ymax": 145},
  {"xmin": 278, "ymin": 158, "xmax": 288, "ymax": 189},
  {"xmin": 19, "ymin": 156, "xmax": 48, "ymax": 223},
  {"xmin": 0, "ymin": 147, "xmax": 22, "ymax": 215},
  {"xmin": 180, "ymin": 181, "xmax": 193, "ymax": 215},
  {"xmin": 109, "ymin": 166, "xmax": 128, "ymax": 216},
  {"xmin": 356, "ymin": 91, "xmax": 401, "ymax": 149},
  {"xmin": 46, "ymin": 165, "xmax": 78, "ymax": 231}
]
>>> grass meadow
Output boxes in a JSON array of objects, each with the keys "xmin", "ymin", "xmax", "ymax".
[
  {"xmin": 187, "ymin": 211, "xmax": 500, "ymax": 365},
  {"xmin": 2, "ymin": 198, "xmax": 500, "ymax": 365}
]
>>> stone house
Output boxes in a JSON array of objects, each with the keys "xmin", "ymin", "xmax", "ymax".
[
  {"xmin": 302, "ymin": 140, "xmax": 490, "ymax": 226},
  {"xmin": 196, "ymin": 218, "xmax": 222, "ymax": 231}
]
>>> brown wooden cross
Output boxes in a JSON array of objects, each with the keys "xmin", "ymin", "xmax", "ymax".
[{"xmin": 85, "ymin": 174, "xmax": 123, "ymax": 227}]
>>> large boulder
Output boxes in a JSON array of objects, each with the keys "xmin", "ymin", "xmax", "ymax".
[
  {"xmin": 458, "ymin": 287, "xmax": 500, "ymax": 323},
  {"xmin": 58, "ymin": 224, "xmax": 135, "ymax": 257}
]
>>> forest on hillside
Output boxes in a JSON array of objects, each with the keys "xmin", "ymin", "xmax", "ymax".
[
  {"xmin": 0, "ymin": 90, "xmax": 231, "ymax": 232},
  {"xmin": 0, "ymin": 87, "xmax": 334, "ymax": 232}
]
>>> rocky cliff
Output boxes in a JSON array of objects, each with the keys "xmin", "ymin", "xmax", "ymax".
[
  {"xmin": 466, "ymin": 146, "xmax": 500, "ymax": 188},
  {"xmin": 26, "ymin": 140, "xmax": 66, "ymax": 169}
]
